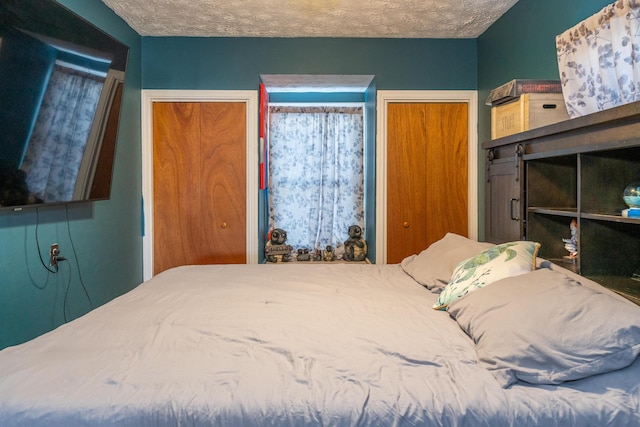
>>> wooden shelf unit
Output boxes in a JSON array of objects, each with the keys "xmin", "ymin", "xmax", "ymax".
[{"xmin": 483, "ymin": 101, "xmax": 640, "ymax": 304}]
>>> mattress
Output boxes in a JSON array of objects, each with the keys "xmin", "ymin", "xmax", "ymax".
[{"xmin": 0, "ymin": 263, "xmax": 638, "ymax": 426}]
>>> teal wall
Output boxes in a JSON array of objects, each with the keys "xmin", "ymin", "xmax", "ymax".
[
  {"xmin": 142, "ymin": 37, "xmax": 477, "ymax": 90},
  {"xmin": 476, "ymin": 0, "xmax": 613, "ymax": 239},
  {"xmin": 0, "ymin": 0, "xmax": 143, "ymax": 349},
  {"xmin": 142, "ymin": 37, "xmax": 477, "ymax": 262}
]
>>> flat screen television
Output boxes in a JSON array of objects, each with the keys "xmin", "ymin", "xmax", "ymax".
[{"xmin": 0, "ymin": 0, "xmax": 129, "ymax": 211}]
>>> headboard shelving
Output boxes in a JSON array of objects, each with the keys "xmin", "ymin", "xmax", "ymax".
[{"xmin": 483, "ymin": 101, "xmax": 640, "ymax": 304}]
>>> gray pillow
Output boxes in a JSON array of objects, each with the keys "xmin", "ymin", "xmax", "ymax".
[
  {"xmin": 447, "ymin": 268, "xmax": 640, "ymax": 388},
  {"xmin": 400, "ymin": 233, "xmax": 494, "ymax": 291}
]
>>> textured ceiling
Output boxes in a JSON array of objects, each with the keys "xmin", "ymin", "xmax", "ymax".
[{"xmin": 101, "ymin": 0, "xmax": 519, "ymax": 38}]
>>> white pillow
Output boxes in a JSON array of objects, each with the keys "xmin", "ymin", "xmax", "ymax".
[
  {"xmin": 400, "ymin": 233, "xmax": 494, "ymax": 291},
  {"xmin": 447, "ymin": 268, "xmax": 640, "ymax": 388},
  {"xmin": 433, "ymin": 240, "xmax": 540, "ymax": 310}
]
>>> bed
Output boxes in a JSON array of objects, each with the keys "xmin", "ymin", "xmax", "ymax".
[{"xmin": 0, "ymin": 234, "xmax": 639, "ymax": 426}]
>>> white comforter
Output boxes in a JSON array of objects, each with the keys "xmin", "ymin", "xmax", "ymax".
[{"xmin": 0, "ymin": 264, "xmax": 638, "ymax": 426}]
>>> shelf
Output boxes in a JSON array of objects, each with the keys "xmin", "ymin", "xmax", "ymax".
[
  {"xmin": 484, "ymin": 101, "xmax": 640, "ymax": 307},
  {"xmin": 581, "ymin": 148, "xmax": 640, "ymax": 214},
  {"xmin": 581, "ymin": 213, "xmax": 640, "ymax": 224},
  {"xmin": 526, "ymin": 156, "xmax": 577, "ymax": 210},
  {"xmin": 528, "ymin": 207, "xmax": 577, "ymax": 217},
  {"xmin": 528, "ymin": 209, "xmax": 640, "ymax": 224},
  {"xmin": 587, "ymin": 275, "xmax": 640, "ymax": 306},
  {"xmin": 526, "ymin": 213, "xmax": 576, "ymax": 262}
]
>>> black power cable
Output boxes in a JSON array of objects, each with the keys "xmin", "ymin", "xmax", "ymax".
[
  {"xmin": 64, "ymin": 204, "xmax": 93, "ymax": 310},
  {"xmin": 34, "ymin": 206, "xmax": 94, "ymax": 322}
]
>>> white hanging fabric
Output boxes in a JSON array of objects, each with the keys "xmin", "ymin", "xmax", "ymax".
[{"xmin": 556, "ymin": 0, "xmax": 640, "ymax": 118}]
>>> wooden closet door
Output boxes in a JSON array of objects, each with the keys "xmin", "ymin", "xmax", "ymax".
[
  {"xmin": 153, "ymin": 102, "xmax": 246, "ymax": 275},
  {"xmin": 387, "ymin": 102, "xmax": 468, "ymax": 263},
  {"xmin": 199, "ymin": 102, "xmax": 246, "ymax": 264}
]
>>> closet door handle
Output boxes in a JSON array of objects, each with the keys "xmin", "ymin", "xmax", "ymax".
[
  {"xmin": 510, "ymin": 198, "xmax": 520, "ymax": 221},
  {"xmin": 403, "ymin": 221, "xmax": 410, "ymax": 228},
  {"xmin": 221, "ymin": 222, "xmax": 228, "ymax": 229}
]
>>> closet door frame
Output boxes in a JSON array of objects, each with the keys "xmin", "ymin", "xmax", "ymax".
[
  {"xmin": 376, "ymin": 90, "xmax": 478, "ymax": 264},
  {"xmin": 141, "ymin": 90, "xmax": 259, "ymax": 281}
]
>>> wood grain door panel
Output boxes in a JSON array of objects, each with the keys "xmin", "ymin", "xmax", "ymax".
[
  {"xmin": 387, "ymin": 102, "xmax": 468, "ymax": 263},
  {"xmin": 424, "ymin": 103, "xmax": 468, "ymax": 242},
  {"xmin": 153, "ymin": 102, "xmax": 246, "ymax": 275},
  {"xmin": 387, "ymin": 103, "xmax": 429, "ymax": 263},
  {"xmin": 200, "ymin": 102, "xmax": 246, "ymax": 264},
  {"xmin": 153, "ymin": 102, "xmax": 201, "ymax": 271}
]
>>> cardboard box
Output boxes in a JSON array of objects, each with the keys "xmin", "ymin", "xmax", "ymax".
[
  {"xmin": 486, "ymin": 79, "xmax": 563, "ymax": 106},
  {"xmin": 491, "ymin": 93, "xmax": 569, "ymax": 139}
]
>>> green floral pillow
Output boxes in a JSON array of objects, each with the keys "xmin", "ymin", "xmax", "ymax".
[{"xmin": 432, "ymin": 241, "xmax": 540, "ymax": 310}]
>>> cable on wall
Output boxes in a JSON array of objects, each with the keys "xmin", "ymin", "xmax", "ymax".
[
  {"xmin": 34, "ymin": 205, "xmax": 94, "ymax": 322},
  {"xmin": 61, "ymin": 260, "xmax": 73, "ymax": 323},
  {"xmin": 64, "ymin": 204, "xmax": 93, "ymax": 310}
]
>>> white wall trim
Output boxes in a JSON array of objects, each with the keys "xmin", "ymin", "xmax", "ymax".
[
  {"xmin": 141, "ymin": 90, "xmax": 259, "ymax": 281},
  {"xmin": 376, "ymin": 90, "xmax": 479, "ymax": 264}
]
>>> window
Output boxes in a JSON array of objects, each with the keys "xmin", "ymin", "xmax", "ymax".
[{"xmin": 268, "ymin": 105, "xmax": 365, "ymax": 254}]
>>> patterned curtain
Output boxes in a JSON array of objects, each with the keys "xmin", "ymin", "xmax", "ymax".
[
  {"xmin": 556, "ymin": 0, "xmax": 640, "ymax": 118},
  {"xmin": 21, "ymin": 64, "xmax": 104, "ymax": 202},
  {"xmin": 268, "ymin": 106, "xmax": 364, "ymax": 253}
]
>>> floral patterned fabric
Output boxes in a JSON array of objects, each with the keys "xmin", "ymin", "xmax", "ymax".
[
  {"xmin": 433, "ymin": 241, "xmax": 540, "ymax": 310},
  {"xmin": 268, "ymin": 106, "xmax": 364, "ymax": 252},
  {"xmin": 21, "ymin": 64, "xmax": 103, "ymax": 202},
  {"xmin": 556, "ymin": 0, "xmax": 640, "ymax": 118}
]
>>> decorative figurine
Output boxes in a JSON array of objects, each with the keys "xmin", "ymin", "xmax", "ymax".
[
  {"xmin": 296, "ymin": 248, "xmax": 311, "ymax": 261},
  {"xmin": 323, "ymin": 245, "xmax": 335, "ymax": 261},
  {"xmin": 562, "ymin": 219, "xmax": 578, "ymax": 259},
  {"xmin": 265, "ymin": 228, "xmax": 293, "ymax": 262},
  {"xmin": 343, "ymin": 225, "xmax": 367, "ymax": 262}
]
